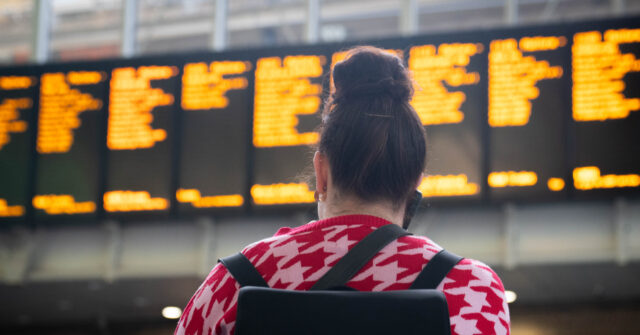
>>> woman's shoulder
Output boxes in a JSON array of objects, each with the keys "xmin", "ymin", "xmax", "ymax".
[{"xmin": 403, "ymin": 235, "xmax": 506, "ymax": 296}]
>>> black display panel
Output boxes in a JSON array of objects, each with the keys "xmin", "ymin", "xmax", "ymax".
[
  {"xmin": 103, "ymin": 60, "xmax": 179, "ymax": 215},
  {"xmin": 488, "ymin": 29, "xmax": 570, "ymax": 201},
  {"xmin": 250, "ymin": 49, "xmax": 328, "ymax": 206},
  {"xmin": 1, "ymin": 16, "xmax": 639, "ymax": 221},
  {"xmin": 406, "ymin": 36, "xmax": 485, "ymax": 202},
  {"xmin": 176, "ymin": 56, "xmax": 251, "ymax": 212},
  {"xmin": 571, "ymin": 22, "xmax": 640, "ymax": 198},
  {"xmin": 33, "ymin": 66, "xmax": 107, "ymax": 218},
  {"xmin": 0, "ymin": 72, "xmax": 36, "ymax": 219}
]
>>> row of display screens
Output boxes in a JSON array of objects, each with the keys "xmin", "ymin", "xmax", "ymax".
[{"xmin": 1, "ymin": 16, "xmax": 639, "ymax": 221}]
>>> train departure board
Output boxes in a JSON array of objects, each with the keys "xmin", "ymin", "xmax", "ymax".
[
  {"xmin": 571, "ymin": 26, "xmax": 640, "ymax": 198},
  {"xmin": 408, "ymin": 39, "xmax": 484, "ymax": 201},
  {"xmin": 1, "ymin": 16, "xmax": 639, "ymax": 222},
  {"xmin": 177, "ymin": 58, "xmax": 250, "ymax": 212},
  {"xmin": 33, "ymin": 68, "xmax": 107, "ymax": 218},
  {"xmin": 103, "ymin": 63, "xmax": 179, "ymax": 215},
  {"xmin": 0, "ymin": 73, "xmax": 36, "ymax": 219},
  {"xmin": 251, "ymin": 52, "xmax": 327, "ymax": 206},
  {"xmin": 488, "ymin": 32, "xmax": 569, "ymax": 201}
]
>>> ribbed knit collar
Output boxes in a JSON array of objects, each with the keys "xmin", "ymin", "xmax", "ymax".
[{"xmin": 281, "ymin": 214, "xmax": 394, "ymax": 236}]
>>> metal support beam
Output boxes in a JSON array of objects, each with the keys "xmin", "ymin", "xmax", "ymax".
[
  {"xmin": 121, "ymin": 0, "xmax": 137, "ymax": 58},
  {"xmin": 31, "ymin": 0, "xmax": 51, "ymax": 63},
  {"xmin": 198, "ymin": 217, "xmax": 216, "ymax": 277},
  {"xmin": 540, "ymin": 0, "xmax": 559, "ymax": 21},
  {"xmin": 613, "ymin": 198, "xmax": 629, "ymax": 266},
  {"xmin": 4, "ymin": 228, "xmax": 40, "ymax": 284},
  {"xmin": 212, "ymin": 0, "xmax": 228, "ymax": 51},
  {"xmin": 305, "ymin": 0, "xmax": 321, "ymax": 43},
  {"xmin": 400, "ymin": 0, "xmax": 419, "ymax": 36},
  {"xmin": 504, "ymin": 204, "xmax": 518, "ymax": 270},
  {"xmin": 104, "ymin": 221, "xmax": 122, "ymax": 283},
  {"xmin": 505, "ymin": 0, "xmax": 519, "ymax": 25},
  {"xmin": 612, "ymin": 0, "xmax": 626, "ymax": 15}
]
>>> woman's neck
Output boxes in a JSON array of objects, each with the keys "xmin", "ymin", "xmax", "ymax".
[{"xmin": 319, "ymin": 195, "xmax": 404, "ymax": 227}]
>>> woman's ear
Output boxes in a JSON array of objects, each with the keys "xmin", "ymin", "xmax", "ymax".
[
  {"xmin": 313, "ymin": 151, "xmax": 328, "ymax": 192},
  {"xmin": 414, "ymin": 173, "xmax": 424, "ymax": 190}
]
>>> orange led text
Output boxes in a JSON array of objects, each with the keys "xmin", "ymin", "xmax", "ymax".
[
  {"xmin": 0, "ymin": 198, "xmax": 24, "ymax": 217},
  {"xmin": 37, "ymin": 72, "xmax": 103, "ymax": 153},
  {"xmin": 251, "ymin": 183, "xmax": 315, "ymax": 205},
  {"xmin": 176, "ymin": 188, "xmax": 243, "ymax": 208},
  {"xmin": 572, "ymin": 29, "xmax": 640, "ymax": 121},
  {"xmin": 32, "ymin": 194, "xmax": 96, "ymax": 215},
  {"xmin": 418, "ymin": 174, "xmax": 479, "ymax": 197},
  {"xmin": 573, "ymin": 166, "xmax": 640, "ymax": 190},
  {"xmin": 182, "ymin": 61, "xmax": 249, "ymax": 110},
  {"xmin": 409, "ymin": 43, "xmax": 482, "ymax": 125},
  {"xmin": 489, "ymin": 37, "xmax": 564, "ymax": 127},
  {"xmin": 488, "ymin": 171, "xmax": 538, "ymax": 187},
  {"xmin": 253, "ymin": 55, "xmax": 324, "ymax": 147},
  {"xmin": 107, "ymin": 66, "xmax": 176, "ymax": 150},
  {"xmin": 103, "ymin": 190, "xmax": 169, "ymax": 212},
  {"xmin": 0, "ymin": 97, "xmax": 30, "ymax": 150}
]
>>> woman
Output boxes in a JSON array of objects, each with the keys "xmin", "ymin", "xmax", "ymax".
[{"xmin": 175, "ymin": 46, "xmax": 510, "ymax": 335}]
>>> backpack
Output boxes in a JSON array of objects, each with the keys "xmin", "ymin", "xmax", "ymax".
[{"xmin": 219, "ymin": 224, "xmax": 462, "ymax": 335}]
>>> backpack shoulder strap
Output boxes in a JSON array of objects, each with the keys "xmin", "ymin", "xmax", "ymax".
[
  {"xmin": 410, "ymin": 249, "xmax": 463, "ymax": 290},
  {"xmin": 311, "ymin": 224, "xmax": 411, "ymax": 291},
  {"xmin": 219, "ymin": 252, "xmax": 269, "ymax": 288}
]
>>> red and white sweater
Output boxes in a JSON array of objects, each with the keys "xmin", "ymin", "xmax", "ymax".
[{"xmin": 175, "ymin": 215, "xmax": 510, "ymax": 335}]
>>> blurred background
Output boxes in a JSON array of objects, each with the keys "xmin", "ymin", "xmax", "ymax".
[{"xmin": 1, "ymin": 0, "xmax": 640, "ymax": 334}]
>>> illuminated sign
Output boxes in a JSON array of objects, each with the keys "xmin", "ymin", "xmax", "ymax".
[
  {"xmin": 253, "ymin": 55, "xmax": 324, "ymax": 148},
  {"xmin": 406, "ymin": 37, "xmax": 485, "ymax": 202},
  {"xmin": 571, "ymin": 24, "xmax": 640, "ymax": 199},
  {"xmin": 574, "ymin": 167, "xmax": 640, "ymax": 190},
  {"xmin": 2, "ymin": 17, "xmax": 640, "ymax": 218},
  {"xmin": 103, "ymin": 190, "xmax": 168, "ymax": 212},
  {"xmin": 33, "ymin": 194, "xmax": 96, "ymax": 215},
  {"xmin": 178, "ymin": 59, "xmax": 251, "ymax": 212},
  {"xmin": 418, "ymin": 175, "xmax": 479, "ymax": 197},
  {"xmin": 0, "ymin": 96, "xmax": 30, "ymax": 150},
  {"xmin": 104, "ymin": 64, "xmax": 178, "ymax": 214},
  {"xmin": 488, "ymin": 171, "xmax": 538, "ymax": 188},
  {"xmin": 182, "ymin": 61, "xmax": 249, "ymax": 110},
  {"xmin": 251, "ymin": 52, "xmax": 327, "ymax": 207},
  {"xmin": 37, "ymin": 72, "xmax": 103, "ymax": 153},
  {"xmin": 488, "ymin": 33, "xmax": 569, "ymax": 202},
  {"xmin": 251, "ymin": 183, "xmax": 315, "ymax": 205},
  {"xmin": 107, "ymin": 66, "xmax": 176, "ymax": 150},
  {"xmin": 34, "ymin": 69, "xmax": 106, "ymax": 217},
  {"xmin": 572, "ymin": 29, "xmax": 640, "ymax": 121},
  {"xmin": 488, "ymin": 36, "xmax": 564, "ymax": 127},
  {"xmin": 409, "ymin": 43, "xmax": 482, "ymax": 125},
  {"xmin": 0, "ymin": 75, "xmax": 35, "ymax": 218}
]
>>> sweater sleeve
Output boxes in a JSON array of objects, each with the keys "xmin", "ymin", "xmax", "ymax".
[
  {"xmin": 442, "ymin": 259, "xmax": 511, "ymax": 335},
  {"xmin": 174, "ymin": 263, "xmax": 240, "ymax": 335}
]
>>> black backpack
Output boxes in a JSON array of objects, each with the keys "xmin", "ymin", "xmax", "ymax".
[{"xmin": 219, "ymin": 224, "xmax": 462, "ymax": 335}]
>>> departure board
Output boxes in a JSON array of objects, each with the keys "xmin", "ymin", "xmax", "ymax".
[
  {"xmin": 177, "ymin": 57, "xmax": 250, "ymax": 212},
  {"xmin": 33, "ymin": 67, "xmax": 107, "ymax": 218},
  {"xmin": 1, "ymin": 16, "xmax": 639, "ymax": 220},
  {"xmin": 488, "ymin": 31, "xmax": 569, "ymax": 201},
  {"xmin": 0, "ymin": 72, "xmax": 36, "ymax": 219},
  {"xmin": 408, "ymin": 38, "xmax": 484, "ymax": 201},
  {"xmin": 251, "ymin": 52, "xmax": 327, "ymax": 206},
  {"xmin": 571, "ymin": 25, "xmax": 640, "ymax": 198},
  {"xmin": 103, "ymin": 62, "xmax": 179, "ymax": 215}
]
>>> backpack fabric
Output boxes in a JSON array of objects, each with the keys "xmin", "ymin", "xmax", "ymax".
[{"xmin": 219, "ymin": 224, "xmax": 463, "ymax": 335}]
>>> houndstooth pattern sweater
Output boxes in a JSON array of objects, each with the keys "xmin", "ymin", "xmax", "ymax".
[{"xmin": 175, "ymin": 214, "xmax": 510, "ymax": 335}]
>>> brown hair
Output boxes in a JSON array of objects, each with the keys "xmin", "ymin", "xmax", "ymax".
[{"xmin": 319, "ymin": 46, "xmax": 426, "ymax": 208}]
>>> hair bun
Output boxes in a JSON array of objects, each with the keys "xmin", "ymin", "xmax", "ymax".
[
  {"xmin": 332, "ymin": 47, "xmax": 413, "ymax": 104},
  {"xmin": 334, "ymin": 77, "xmax": 410, "ymax": 102}
]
